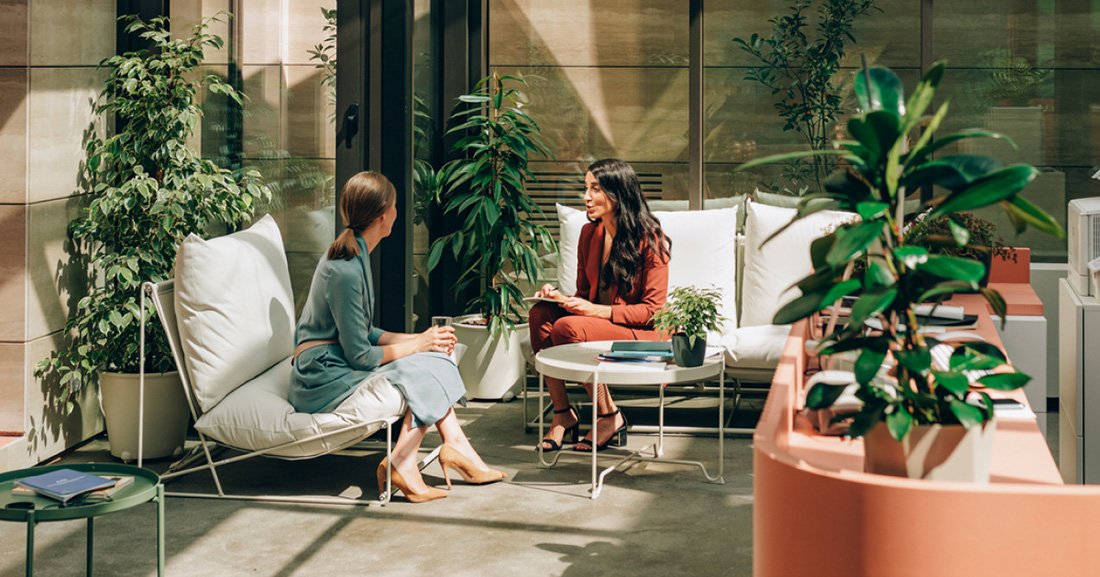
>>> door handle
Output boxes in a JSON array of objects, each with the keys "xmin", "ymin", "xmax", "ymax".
[{"xmin": 342, "ymin": 103, "xmax": 359, "ymax": 149}]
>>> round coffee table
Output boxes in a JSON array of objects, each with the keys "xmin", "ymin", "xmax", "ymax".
[
  {"xmin": 534, "ymin": 340, "xmax": 725, "ymax": 498},
  {"xmin": 0, "ymin": 463, "xmax": 164, "ymax": 576}
]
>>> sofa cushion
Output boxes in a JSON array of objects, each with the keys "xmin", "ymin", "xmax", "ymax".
[
  {"xmin": 721, "ymin": 324, "xmax": 793, "ymax": 370},
  {"xmin": 194, "ymin": 358, "xmax": 406, "ymax": 457},
  {"xmin": 739, "ymin": 201, "xmax": 855, "ymax": 327},
  {"xmin": 556, "ymin": 204, "xmax": 739, "ymax": 337},
  {"xmin": 648, "ymin": 195, "xmax": 748, "ymax": 229},
  {"xmin": 174, "ymin": 215, "xmax": 295, "ymax": 413}
]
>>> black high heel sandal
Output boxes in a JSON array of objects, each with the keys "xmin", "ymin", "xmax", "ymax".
[
  {"xmin": 574, "ymin": 409, "xmax": 628, "ymax": 452},
  {"xmin": 538, "ymin": 405, "xmax": 580, "ymax": 451}
]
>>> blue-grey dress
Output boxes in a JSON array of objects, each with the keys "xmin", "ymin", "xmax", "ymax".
[{"xmin": 289, "ymin": 237, "xmax": 465, "ymax": 427}]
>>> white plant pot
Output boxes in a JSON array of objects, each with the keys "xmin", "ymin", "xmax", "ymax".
[
  {"xmin": 99, "ymin": 370, "xmax": 189, "ymax": 462},
  {"xmin": 863, "ymin": 419, "xmax": 997, "ymax": 483},
  {"xmin": 453, "ymin": 314, "xmax": 528, "ymax": 401}
]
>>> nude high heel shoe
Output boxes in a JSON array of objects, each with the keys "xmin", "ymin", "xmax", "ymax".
[
  {"xmin": 377, "ymin": 460, "xmax": 448, "ymax": 503},
  {"xmin": 438, "ymin": 445, "xmax": 507, "ymax": 488}
]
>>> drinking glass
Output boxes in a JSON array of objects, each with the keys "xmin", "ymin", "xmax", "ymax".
[{"xmin": 432, "ymin": 316, "xmax": 456, "ymax": 360}]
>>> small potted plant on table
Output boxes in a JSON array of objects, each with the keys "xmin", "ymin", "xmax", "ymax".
[{"xmin": 652, "ymin": 286, "xmax": 725, "ymax": 368}]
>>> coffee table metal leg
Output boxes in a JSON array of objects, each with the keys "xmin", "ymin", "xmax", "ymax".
[
  {"xmin": 156, "ymin": 483, "xmax": 165, "ymax": 577},
  {"xmin": 86, "ymin": 517, "xmax": 93, "ymax": 576},
  {"xmin": 656, "ymin": 383, "xmax": 665, "ymax": 458},
  {"xmin": 25, "ymin": 510, "xmax": 35, "ymax": 577},
  {"xmin": 716, "ymin": 369, "xmax": 725, "ymax": 484},
  {"xmin": 591, "ymin": 374, "xmax": 600, "ymax": 499}
]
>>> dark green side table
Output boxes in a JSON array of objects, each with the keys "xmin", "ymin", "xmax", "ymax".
[{"xmin": 0, "ymin": 463, "xmax": 164, "ymax": 577}]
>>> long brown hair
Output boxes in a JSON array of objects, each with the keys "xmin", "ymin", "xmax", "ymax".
[
  {"xmin": 588, "ymin": 159, "xmax": 671, "ymax": 295},
  {"xmin": 327, "ymin": 171, "xmax": 397, "ymax": 260}
]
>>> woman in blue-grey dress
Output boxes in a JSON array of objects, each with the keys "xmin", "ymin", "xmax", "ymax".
[{"xmin": 290, "ymin": 171, "xmax": 505, "ymax": 503}]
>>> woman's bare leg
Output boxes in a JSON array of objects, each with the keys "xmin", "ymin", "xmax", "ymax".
[
  {"xmin": 434, "ymin": 408, "xmax": 491, "ymax": 470},
  {"xmin": 575, "ymin": 383, "xmax": 625, "ymax": 450},
  {"xmin": 388, "ymin": 410, "xmax": 433, "ymax": 493},
  {"xmin": 539, "ymin": 376, "xmax": 580, "ymax": 449}
]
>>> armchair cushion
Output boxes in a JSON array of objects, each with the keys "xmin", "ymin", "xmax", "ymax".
[
  {"xmin": 193, "ymin": 357, "xmax": 406, "ymax": 457},
  {"xmin": 174, "ymin": 215, "xmax": 295, "ymax": 412},
  {"xmin": 739, "ymin": 201, "xmax": 854, "ymax": 327},
  {"xmin": 721, "ymin": 324, "xmax": 793, "ymax": 370}
]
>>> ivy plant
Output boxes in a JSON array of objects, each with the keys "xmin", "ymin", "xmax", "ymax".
[
  {"xmin": 734, "ymin": 0, "xmax": 878, "ymax": 193},
  {"xmin": 427, "ymin": 72, "xmax": 555, "ymax": 339},
  {"xmin": 740, "ymin": 60, "xmax": 1063, "ymax": 441},
  {"xmin": 651, "ymin": 287, "xmax": 725, "ymax": 348},
  {"xmin": 35, "ymin": 14, "xmax": 271, "ymax": 413}
]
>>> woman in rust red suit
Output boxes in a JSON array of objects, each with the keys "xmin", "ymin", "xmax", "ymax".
[{"xmin": 529, "ymin": 158, "xmax": 671, "ymax": 452}]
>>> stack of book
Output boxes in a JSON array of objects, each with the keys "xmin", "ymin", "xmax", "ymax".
[
  {"xmin": 595, "ymin": 341, "xmax": 672, "ymax": 371},
  {"xmin": 12, "ymin": 469, "xmax": 132, "ymax": 504}
]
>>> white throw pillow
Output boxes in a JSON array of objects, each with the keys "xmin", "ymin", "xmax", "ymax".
[
  {"xmin": 174, "ymin": 214, "xmax": 295, "ymax": 412},
  {"xmin": 555, "ymin": 204, "xmax": 738, "ymax": 338},
  {"xmin": 739, "ymin": 201, "xmax": 855, "ymax": 327},
  {"xmin": 556, "ymin": 203, "xmax": 590, "ymax": 296}
]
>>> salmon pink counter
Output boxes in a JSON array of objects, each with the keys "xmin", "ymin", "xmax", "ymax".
[{"xmin": 753, "ymin": 297, "xmax": 1100, "ymax": 577}]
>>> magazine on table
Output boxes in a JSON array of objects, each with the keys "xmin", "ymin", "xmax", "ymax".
[{"xmin": 13, "ymin": 469, "xmax": 119, "ymax": 503}]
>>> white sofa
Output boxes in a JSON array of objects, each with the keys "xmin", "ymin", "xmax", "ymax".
[{"xmin": 553, "ymin": 198, "xmax": 853, "ymax": 382}]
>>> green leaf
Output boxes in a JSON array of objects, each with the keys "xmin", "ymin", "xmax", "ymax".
[
  {"xmin": 826, "ymin": 220, "xmax": 882, "ymax": 266},
  {"xmin": 805, "ymin": 382, "xmax": 847, "ymax": 410},
  {"xmin": 902, "ymin": 155, "xmax": 1003, "ymax": 193},
  {"xmin": 918, "ymin": 255, "xmax": 986, "ymax": 282},
  {"xmin": 949, "ymin": 399, "xmax": 986, "ymax": 429},
  {"xmin": 979, "ymin": 287, "xmax": 1008, "ymax": 322},
  {"xmin": 854, "ymin": 347, "xmax": 886, "ymax": 385},
  {"xmin": 977, "ymin": 372, "xmax": 1031, "ymax": 391},
  {"xmin": 856, "ymin": 201, "xmax": 889, "ymax": 221},
  {"xmin": 893, "ymin": 246, "xmax": 929, "ymax": 269},
  {"xmin": 850, "ymin": 288, "xmax": 897, "ymax": 326},
  {"xmin": 896, "ymin": 347, "xmax": 931, "ymax": 375},
  {"xmin": 917, "ymin": 281, "xmax": 978, "ymax": 303},
  {"xmin": 854, "ymin": 65, "xmax": 905, "ymax": 116},
  {"xmin": 886, "ymin": 407, "xmax": 912, "ymax": 442},
  {"xmin": 1003, "ymin": 195, "xmax": 1066, "ymax": 239},
  {"xmin": 947, "ymin": 218, "xmax": 970, "ymax": 246},
  {"xmin": 932, "ymin": 371, "xmax": 971, "ymax": 398},
  {"xmin": 931, "ymin": 164, "xmax": 1040, "ymax": 217}
]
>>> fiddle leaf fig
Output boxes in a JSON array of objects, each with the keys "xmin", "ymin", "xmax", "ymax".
[{"xmin": 34, "ymin": 14, "xmax": 271, "ymax": 413}]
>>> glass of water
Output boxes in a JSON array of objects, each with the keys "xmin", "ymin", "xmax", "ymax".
[{"xmin": 431, "ymin": 316, "xmax": 455, "ymax": 360}]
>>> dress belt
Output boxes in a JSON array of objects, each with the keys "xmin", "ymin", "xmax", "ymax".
[{"xmin": 293, "ymin": 339, "xmax": 338, "ymax": 363}]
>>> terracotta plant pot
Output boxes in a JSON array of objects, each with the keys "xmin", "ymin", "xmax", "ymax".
[
  {"xmin": 863, "ymin": 419, "xmax": 997, "ymax": 483},
  {"xmin": 671, "ymin": 333, "xmax": 706, "ymax": 367}
]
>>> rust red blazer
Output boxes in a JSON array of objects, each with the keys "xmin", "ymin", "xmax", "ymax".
[{"xmin": 575, "ymin": 221, "xmax": 670, "ymax": 328}]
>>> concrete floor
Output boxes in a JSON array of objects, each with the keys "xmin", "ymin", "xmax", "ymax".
[{"xmin": 0, "ymin": 394, "xmax": 758, "ymax": 577}]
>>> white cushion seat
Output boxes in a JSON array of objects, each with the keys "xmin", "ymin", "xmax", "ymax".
[
  {"xmin": 194, "ymin": 358, "xmax": 405, "ymax": 458},
  {"xmin": 721, "ymin": 324, "xmax": 793, "ymax": 370}
]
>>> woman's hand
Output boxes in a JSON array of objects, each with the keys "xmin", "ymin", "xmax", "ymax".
[
  {"xmin": 534, "ymin": 283, "xmax": 562, "ymax": 300},
  {"xmin": 560, "ymin": 297, "xmax": 610, "ymax": 319},
  {"xmin": 417, "ymin": 325, "xmax": 457, "ymax": 354}
]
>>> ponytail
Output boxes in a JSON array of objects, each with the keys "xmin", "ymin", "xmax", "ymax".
[
  {"xmin": 327, "ymin": 228, "xmax": 361, "ymax": 260},
  {"xmin": 325, "ymin": 171, "xmax": 397, "ymax": 261}
]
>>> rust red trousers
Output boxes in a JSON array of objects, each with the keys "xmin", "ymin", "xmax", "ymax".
[{"xmin": 528, "ymin": 301, "xmax": 666, "ymax": 354}]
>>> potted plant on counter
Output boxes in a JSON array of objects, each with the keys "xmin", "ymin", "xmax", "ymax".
[
  {"xmin": 739, "ymin": 60, "xmax": 1064, "ymax": 482},
  {"xmin": 35, "ymin": 14, "xmax": 270, "ymax": 461},
  {"xmin": 427, "ymin": 72, "xmax": 555, "ymax": 400},
  {"xmin": 652, "ymin": 287, "xmax": 725, "ymax": 367}
]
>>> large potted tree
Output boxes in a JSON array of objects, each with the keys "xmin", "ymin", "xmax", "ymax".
[
  {"xmin": 734, "ymin": 0, "xmax": 879, "ymax": 194},
  {"xmin": 35, "ymin": 14, "xmax": 270, "ymax": 461},
  {"xmin": 740, "ymin": 60, "xmax": 1063, "ymax": 482},
  {"xmin": 427, "ymin": 73, "xmax": 555, "ymax": 400}
]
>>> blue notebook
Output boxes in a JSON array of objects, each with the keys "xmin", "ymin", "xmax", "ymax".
[{"xmin": 15, "ymin": 469, "xmax": 117, "ymax": 503}]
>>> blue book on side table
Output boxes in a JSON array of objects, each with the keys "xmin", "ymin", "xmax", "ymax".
[{"xmin": 14, "ymin": 468, "xmax": 117, "ymax": 503}]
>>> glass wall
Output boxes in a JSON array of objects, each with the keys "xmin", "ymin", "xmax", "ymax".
[
  {"xmin": 172, "ymin": 2, "xmax": 338, "ymax": 312},
  {"xmin": 489, "ymin": 0, "xmax": 690, "ymax": 245},
  {"xmin": 933, "ymin": 0, "xmax": 1100, "ymax": 261},
  {"xmin": 487, "ymin": 1, "xmax": 1100, "ymax": 263}
]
